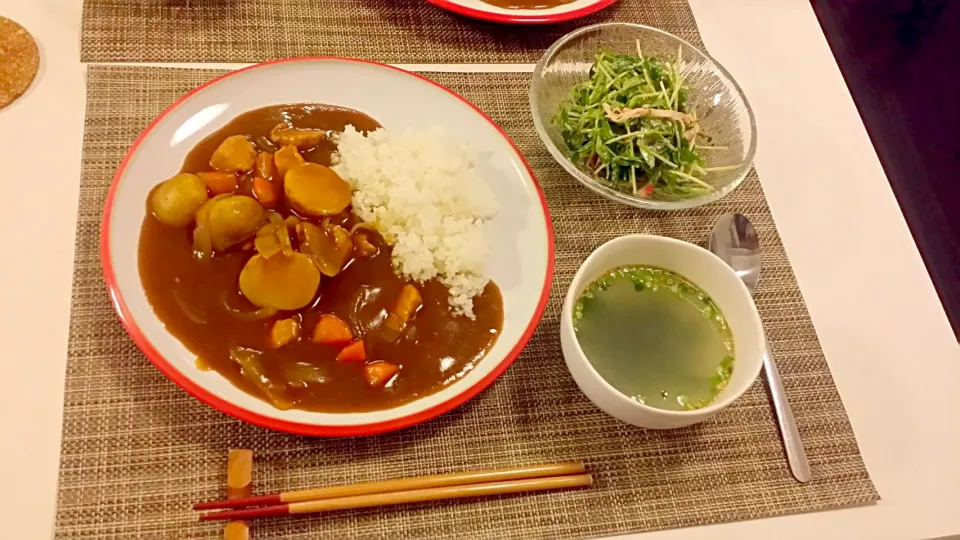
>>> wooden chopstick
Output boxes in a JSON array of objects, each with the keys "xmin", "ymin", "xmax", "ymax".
[
  {"xmin": 195, "ymin": 461, "xmax": 586, "ymax": 510},
  {"xmin": 200, "ymin": 474, "xmax": 593, "ymax": 521}
]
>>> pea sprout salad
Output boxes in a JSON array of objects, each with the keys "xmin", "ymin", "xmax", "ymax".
[{"xmin": 553, "ymin": 44, "xmax": 739, "ymax": 200}]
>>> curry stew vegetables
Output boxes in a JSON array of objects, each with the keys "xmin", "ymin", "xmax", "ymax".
[{"xmin": 139, "ymin": 104, "xmax": 504, "ymax": 413}]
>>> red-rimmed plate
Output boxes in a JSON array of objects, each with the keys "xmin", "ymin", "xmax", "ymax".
[
  {"xmin": 426, "ymin": 0, "xmax": 617, "ymax": 24},
  {"xmin": 102, "ymin": 58, "xmax": 554, "ymax": 436}
]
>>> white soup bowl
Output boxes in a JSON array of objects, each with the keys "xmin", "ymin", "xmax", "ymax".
[{"xmin": 560, "ymin": 235, "xmax": 765, "ymax": 429}]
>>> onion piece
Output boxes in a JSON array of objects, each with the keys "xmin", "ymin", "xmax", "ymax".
[
  {"xmin": 254, "ymin": 135, "xmax": 278, "ymax": 153},
  {"xmin": 228, "ymin": 346, "xmax": 292, "ymax": 409},
  {"xmin": 353, "ymin": 232, "xmax": 378, "ymax": 257},
  {"xmin": 296, "ymin": 221, "xmax": 350, "ymax": 277},
  {"xmin": 221, "ymin": 291, "xmax": 279, "ymax": 320},
  {"xmin": 283, "ymin": 362, "xmax": 329, "ymax": 389},
  {"xmin": 348, "ymin": 222, "xmax": 379, "ymax": 235},
  {"xmin": 266, "ymin": 212, "xmax": 294, "ymax": 256},
  {"xmin": 192, "ymin": 225, "xmax": 213, "ymax": 261},
  {"xmin": 224, "ymin": 304, "xmax": 278, "ymax": 321},
  {"xmin": 277, "ymin": 222, "xmax": 294, "ymax": 256},
  {"xmin": 173, "ymin": 288, "xmax": 207, "ymax": 324},
  {"xmin": 254, "ymin": 231, "xmax": 283, "ymax": 259},
  {"xmin": 266, "ymin": 211, "xmax": 285, "ymax": 226},
  {"xmin": 253, "ymin": 219, "xmax": 294, "ymax": 259}
]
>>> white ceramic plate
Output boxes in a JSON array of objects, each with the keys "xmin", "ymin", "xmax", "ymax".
[
  {"xmin": 102, "ymin": 58, "xmax": 554, "ymax": 436},
  {"xmin": 425, "ymin": 0, "xmax": 617, "ymax": 24}
]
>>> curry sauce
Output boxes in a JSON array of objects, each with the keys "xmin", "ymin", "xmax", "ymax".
[{"xmin": 138, "ymin": 104, "xmax": 504, "ymax": 413}]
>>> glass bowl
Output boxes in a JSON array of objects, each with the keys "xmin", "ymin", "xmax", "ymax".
[{"xmin": 530, "ymin": 23, "xmax": 757, "ymax": 210}]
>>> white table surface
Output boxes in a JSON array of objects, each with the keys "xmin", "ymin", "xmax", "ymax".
[{"xmin": 2, "ymin": 1, "xmax": 959, "ymax": 538}]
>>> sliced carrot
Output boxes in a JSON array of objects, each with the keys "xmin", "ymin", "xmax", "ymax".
[
  {"xmin": 255, "ymin": 151, "xmax": 276, "ymax": 181},
  {"xmin": 335, "ymin": 339, "xmax": 366, "ymax": 363},
  {"xmin": 252, "ymin": 176, "xmax": 279, "ymax": 207},
  {"xmin": 312, "ymin": 314, "xmax": 353, "ymax": 345},
  {"xmin": 364, "ymin": 362, "xmax": 399, "ymax": 387},
  {"xmin": 197, "ymin": 171, "xmax": 237, "ymax": 195}
]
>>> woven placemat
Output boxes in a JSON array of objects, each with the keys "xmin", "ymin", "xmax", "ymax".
[
  {"xmin": 81, "ymin": 0, "xmax": 701, "ymax": 63},
  {"xmin": 56, "ymin": 66, "xmax": 877, "ymax": 539}
]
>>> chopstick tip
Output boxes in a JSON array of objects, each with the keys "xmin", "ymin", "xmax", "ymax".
[
  {"xmin": 193, "ymin": 493, "xmax": 283, "ymax": 511},
  {"xmin": 199, "ymin": 504, "xmax": 290, "ymax": 521}
]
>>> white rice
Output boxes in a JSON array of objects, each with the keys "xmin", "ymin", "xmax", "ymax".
[{"xmin": 332, "ymin": 125, "xmax": 499, "ymax": 318}]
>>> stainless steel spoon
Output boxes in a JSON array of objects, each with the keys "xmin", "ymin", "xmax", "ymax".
[{"xmin": 709, "ymin": 213, "xmax": 811, "ymax": 483}]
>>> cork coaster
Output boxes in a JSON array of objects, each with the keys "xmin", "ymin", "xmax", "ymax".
[{"xmin": 0, "ymin": 17, "xmax": 39, "ymax": 109}]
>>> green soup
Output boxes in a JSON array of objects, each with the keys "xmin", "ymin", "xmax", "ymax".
[{"xmin": 573, "ymin": 265, "xmax": 734, "ymax": 411}]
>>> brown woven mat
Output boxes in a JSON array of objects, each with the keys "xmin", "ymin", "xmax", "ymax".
[
  {"xmin": 81, "ymin": 0, "xmax": 702, "ymax": 63},
  {"xmin": 56, "ymin": 66, "xmax": 877, "ymax": 539}
]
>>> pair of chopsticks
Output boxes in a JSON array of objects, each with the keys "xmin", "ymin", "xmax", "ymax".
[{"xmin": 197, "ymin": 461, "xmax": 592, "ymax": 521}]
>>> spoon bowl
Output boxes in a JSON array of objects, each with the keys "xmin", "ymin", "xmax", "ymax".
[{"xmin": 709, "ymin": 213, "xmax": 762, "ymax": 293}]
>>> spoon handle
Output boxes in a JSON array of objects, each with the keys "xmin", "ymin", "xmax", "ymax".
[{"xmin": 763, "ymin": 339, "xmax": 811, "ymax": 482}]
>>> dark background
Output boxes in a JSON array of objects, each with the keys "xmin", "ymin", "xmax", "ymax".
[{"xmin": 810, "ymin": 0, "xmax": 960, "ymax": 337}]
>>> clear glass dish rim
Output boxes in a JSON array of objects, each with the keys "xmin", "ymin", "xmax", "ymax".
[{"xmin": 529, "ymin": 22, "xmax": 759, "ymax": 211}]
